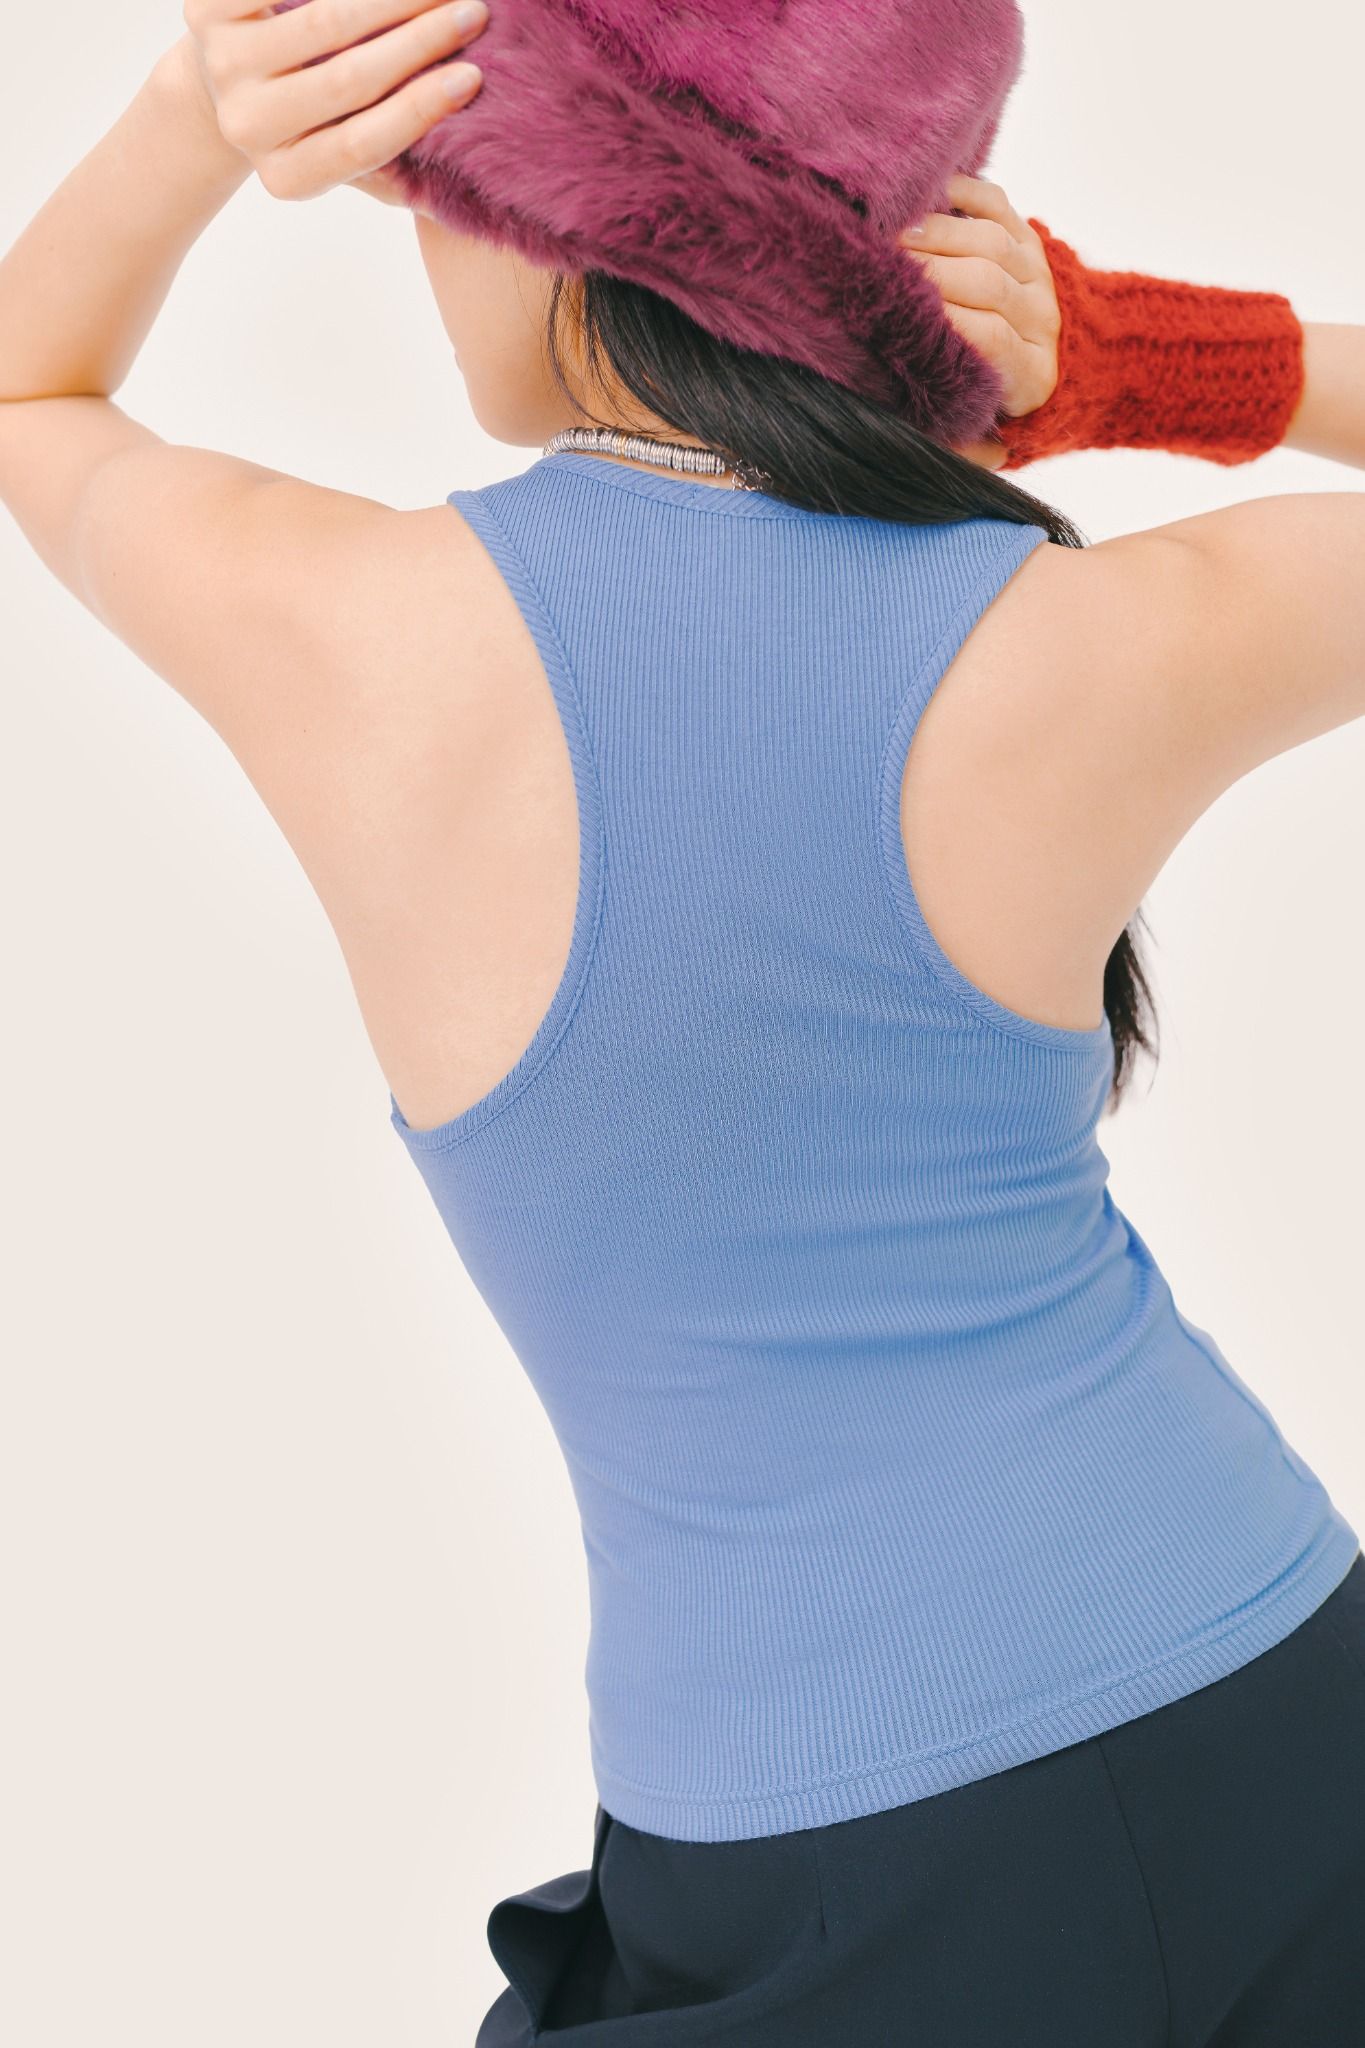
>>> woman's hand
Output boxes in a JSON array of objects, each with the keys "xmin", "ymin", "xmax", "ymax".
[
  {"xmin": 900, "ymin": 173, "xmax": 1060, "ymax": 471},
  {"xmin": 180, "ymin": 0, "xmax": 489, "ymax": 206}
]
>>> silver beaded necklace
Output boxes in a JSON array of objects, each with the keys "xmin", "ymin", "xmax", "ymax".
[{"xmin": 543, "ymin": 424, "xmax": 772, "ymax": 494}]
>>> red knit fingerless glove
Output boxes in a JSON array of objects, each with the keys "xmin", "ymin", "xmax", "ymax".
[{"xmin": 994, "ymin": 222, "xmax": 1306, "ymax": 470}]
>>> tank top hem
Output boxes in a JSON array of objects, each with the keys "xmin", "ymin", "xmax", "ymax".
[{"xmin": 591, "ymin": 1508, "xmax": 1361, "ymax": 1842}]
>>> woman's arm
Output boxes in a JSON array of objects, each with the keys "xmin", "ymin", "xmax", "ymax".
[
  {"xmin": 0, "ymin": 20, "xmax": 483, "ymax": 588},
  {"xmin": 1286, "ymin": 325, "xmax": 1365, "ymax": 468},
  {"xmin": 0, "ymin": 43, "xmax": 248, "ymax": 410},
  {"xmin": 0, "ymin": 21, "xmax": 483, "ymax": 792},
  {"xmin": 913, "ymin": 201, "xmax": 1364, "ymax": 1012},
  {"xmin": 0, "ymin": 44, "xmax": 251, "ymax": 596}
]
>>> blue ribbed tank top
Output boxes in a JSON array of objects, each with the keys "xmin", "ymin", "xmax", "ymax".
[{"xmin": 388, "ymin": 449, "xmax": 1359, "ymax": 1843}]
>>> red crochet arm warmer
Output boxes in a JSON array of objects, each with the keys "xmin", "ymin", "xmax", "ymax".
[{"xmin": 993, "ymin": 222, "xmax": 1306, "ymax": 471}]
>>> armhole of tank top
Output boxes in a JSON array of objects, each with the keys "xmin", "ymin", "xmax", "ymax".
[
  {"xmin": 387, "ymin": 487, "xmax": 607, "ymax": 1154},
  {"xmin": 876, "ymin": 522, "xmax": 1115, "ymax": 1059}
]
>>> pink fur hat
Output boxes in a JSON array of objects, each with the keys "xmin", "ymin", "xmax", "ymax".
[{"xmin": 278, "ymin": 0, "xmax": 1026, "ymax": 448}]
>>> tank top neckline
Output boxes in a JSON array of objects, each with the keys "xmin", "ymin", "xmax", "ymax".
[{"xmin": 533, "ymin": 448, "xmax": 812, "ymax": 520}]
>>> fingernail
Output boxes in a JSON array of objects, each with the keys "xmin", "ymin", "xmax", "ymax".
[
  {"xmin": 442, "ymin": 60, "xmax": 482, "ymax": 97},
  {"xmin": 452, "ymin": 0, "xmax": 487, "ymax": 28}
]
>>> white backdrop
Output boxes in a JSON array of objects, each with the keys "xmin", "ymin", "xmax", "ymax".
[{"xmin": 2, "ymin": 4, "xmax": 1362, "ymax": 2042}]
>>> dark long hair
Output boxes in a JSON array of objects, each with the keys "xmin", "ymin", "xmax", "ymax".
[{"xmin": 545, "ymin": 271, "xmax": 1159, "ymax": 1114}]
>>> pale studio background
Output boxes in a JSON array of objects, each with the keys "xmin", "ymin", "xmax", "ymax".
[{"xmin": 2, "ymin": 3, "xmax": 1363, "ymax": 2043}]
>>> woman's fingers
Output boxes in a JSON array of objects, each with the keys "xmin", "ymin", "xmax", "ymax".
[
  {"xmin": 943, "ymin": 171, "xmax": 1031, "ymax": 245},
  {"xmin": 902, "ymin": 210, "xmax": 1034, "ymax": 286},
  {"xmin": 936, "ymin": 302, "xmax": 1019, "ymax": 369},
  {"xmin": 186, "ymin": 0, "xmax": 468, "ymax": 70},
  {"xmin": 256, "ymin": 0, "xmax": 479, "ymax": 77},
  {"xmin": 232, "ymin": 3, "xmax": 485, "ymax": 152},
  {"xmin": 216, "ymin": 1, "xmax": 485, "ymax": 153},
  {"xmin": 897, "ymin": 178, "xmax": 1062, "ymax": 425},
  {"xmin": 914, "ymin": 240, "xmax": 1059, "ymax": 367},
  {"xmin": 911, "ymin": 250, "xmax": 1041, "ymax": 336},
  {"xmin": 259, "ymin": 53, "xmax": 482, "ymax": 197},
  {"xmin": 935, "ymin": 301, "xmax": 1056, "ymax": 419},
  {"xmin": 183, "ymin": 0, "xmax": 488, "ymax": 200}
]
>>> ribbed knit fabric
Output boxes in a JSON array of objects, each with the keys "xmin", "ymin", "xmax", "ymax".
[
  {"xmin": 389, "ymin": 451, "xmax": 1359, "ymax": 1843},
  {"xmin": 995, "ymin": 222, "xmax": 1306, "ymax": 470}
]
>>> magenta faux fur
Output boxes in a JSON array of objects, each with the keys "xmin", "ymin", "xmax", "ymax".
[{"xmin": 273, "ymin": 0, "xmax": 1026, "ymax": 448}]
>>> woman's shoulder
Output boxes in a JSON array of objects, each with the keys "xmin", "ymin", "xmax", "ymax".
[{"xmin": 936, "ymin": 490, "xmax": 1365, "ymax": 970}]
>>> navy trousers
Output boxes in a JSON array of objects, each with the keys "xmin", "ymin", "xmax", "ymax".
[{"xmin": 478, "ymin": 1551, "xmax": 1365, "ymax": 2045}]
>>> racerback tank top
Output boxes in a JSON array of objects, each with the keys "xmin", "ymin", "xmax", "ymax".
[{"xmin": 388, "ymin": 449, "xmax": 1359, "ymax": 1843}]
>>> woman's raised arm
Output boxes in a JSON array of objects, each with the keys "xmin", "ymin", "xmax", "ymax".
[
  {"xmin": 1286, "ymin": 325, "xmax": 1365, "ymax": 469},
  {"xmin": 915, "ymin": 273, "xmax": 1364, "ymax": 1030},
  {"xmin": 0, "ymin": 19, "xmax": 486, "ymax": 799}
]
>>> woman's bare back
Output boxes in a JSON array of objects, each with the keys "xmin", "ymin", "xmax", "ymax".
[
  {"xmin": 319, "ymin": 514, "xmax": 1122, "ymax": 1137},
  {"xmin": 284, "ymin": 481, "xmax": 1365, "ymax": 1137}
]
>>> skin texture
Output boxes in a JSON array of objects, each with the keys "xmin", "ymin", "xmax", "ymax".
[
  {"xmin": 0, "ymin": 15, "xmax": 1363, "ymax": 1129},
  {"xmin": 410, "ymin": 210, "xmax": 593, "ymax": 451}
]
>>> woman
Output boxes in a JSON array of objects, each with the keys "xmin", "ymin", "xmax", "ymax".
[{"xmin": 2, "ymin": 1, "xmax": 1362, "ymax": 2040}]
